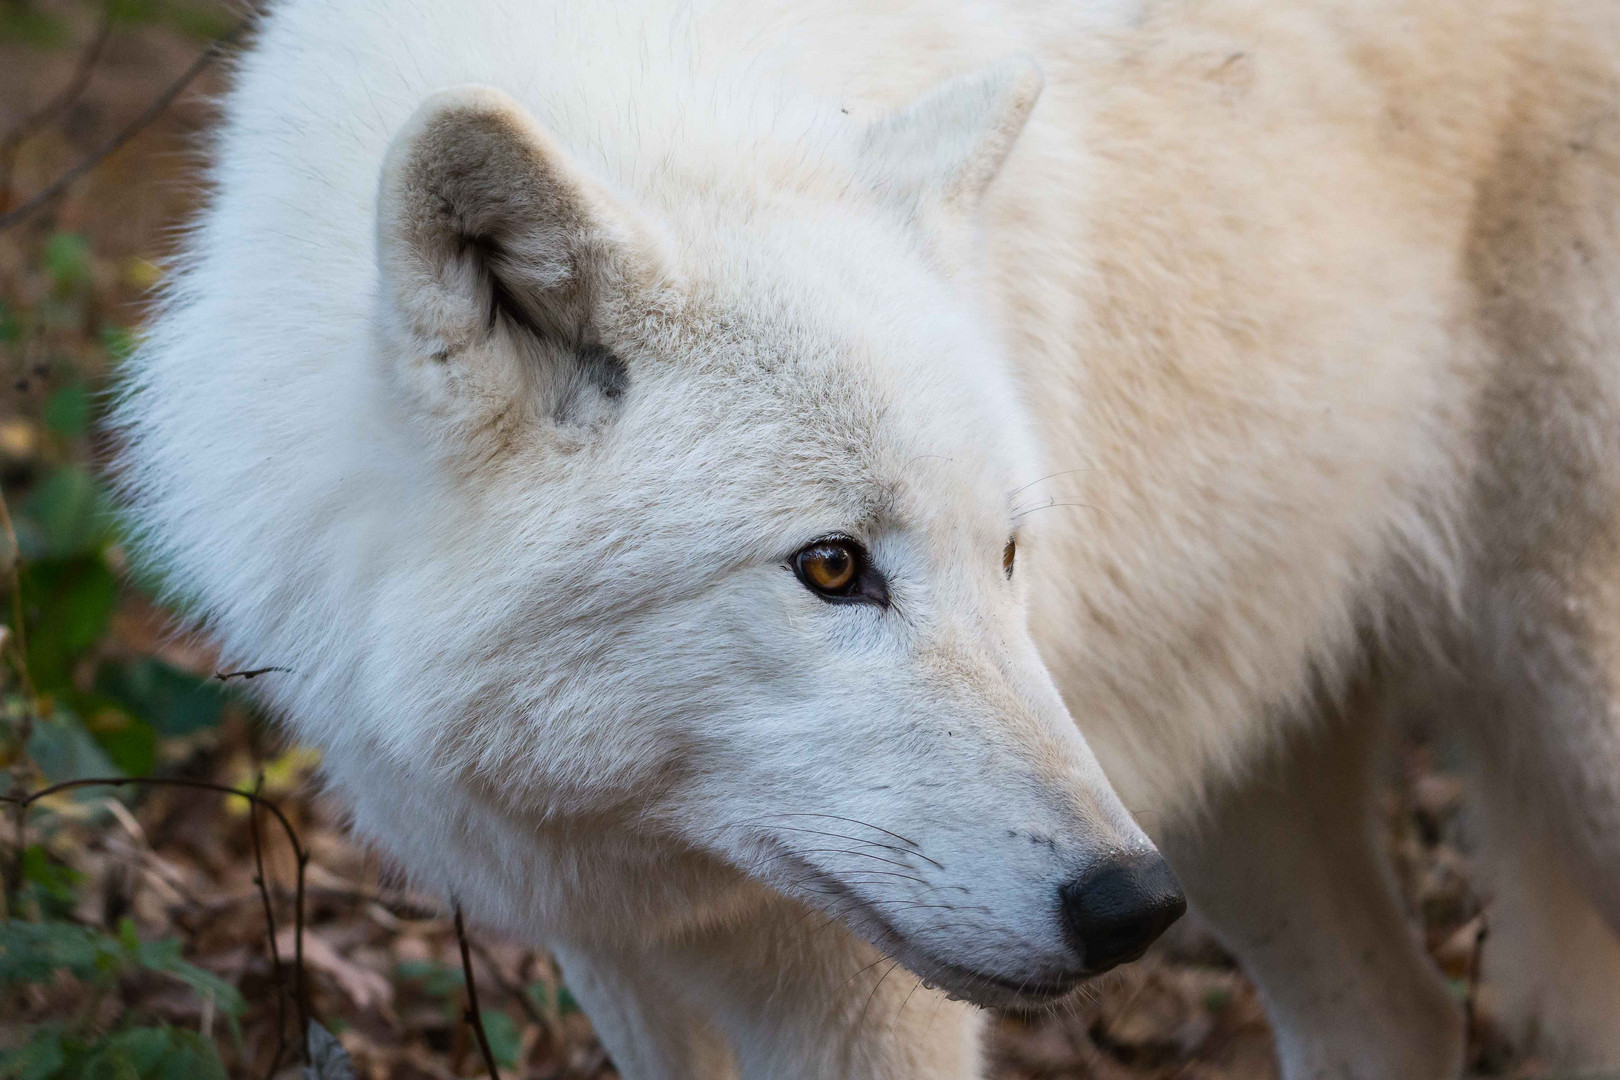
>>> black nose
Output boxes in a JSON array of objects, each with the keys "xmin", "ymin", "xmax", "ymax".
[{"xmin": 1060, "ymin": 851, "xmax": 1187, "ymax": 973}]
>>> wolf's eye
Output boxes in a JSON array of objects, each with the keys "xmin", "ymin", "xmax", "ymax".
[
  {"xmin": 790, "ymin": 537, "xmax": 888, "ymax": 606},
  {"xmin": 796, "ymin": 541, "xmax": 857, "ymax": 594},
  {"xmin": 1003, "ymin": 537, "xmax": 1017, "ymax": 579}
]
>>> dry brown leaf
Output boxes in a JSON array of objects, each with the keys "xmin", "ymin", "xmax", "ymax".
[{"xmin": 277, "ymin": 928, "xmax": 395, "ymax": 1013}]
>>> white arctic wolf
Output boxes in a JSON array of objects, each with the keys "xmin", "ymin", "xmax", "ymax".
[{"xmin": 116, "ymin": 0, "xmax": 1620, "ymax": 1076}]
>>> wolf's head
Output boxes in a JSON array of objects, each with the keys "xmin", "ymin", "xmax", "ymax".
[{"xmin": 160, "ymin": 64, "xmax": 1179, "ymax": 1008}]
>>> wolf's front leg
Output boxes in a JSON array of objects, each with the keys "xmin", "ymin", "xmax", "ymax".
[
  {"xmin": 550, "ymin": 940, "xmax": 738, "ymax": 1080},
  {"xmin": 678, "ymin": 898, "xmax": 986, "ymax": 1080},
  {"xmin": 1159, "ymin": 692, "xmax": 1463, "ymax": 1080},
  {"xmin": 556, "ymin": 896, "xmax": 984, "ymax": 1080}
]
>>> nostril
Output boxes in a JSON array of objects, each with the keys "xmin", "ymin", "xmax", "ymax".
[{"xmin": 1059, "ymin": 851, "xmax": 1187, "ymax": 974}]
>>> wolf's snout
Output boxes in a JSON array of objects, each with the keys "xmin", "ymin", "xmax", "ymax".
[{"xmin": 1060, "ymin": 851, "xmax": 1187, "ymax": 973}]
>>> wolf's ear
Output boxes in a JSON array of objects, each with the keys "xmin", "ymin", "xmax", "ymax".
[
  {"xmin": 859, "ymin": 58, "xmax": 1042, "ymax": 240},
  {"xmin": 377, "ymin": 85, "xmax": 653, "ymax": 373}
]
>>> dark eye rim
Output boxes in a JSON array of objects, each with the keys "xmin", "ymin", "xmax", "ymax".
[
  {"xmin": 1003, "ymin": 536, "xmax": 1017, "ymax": 579},
  {"xmin": 788, "ymin": 535, "xmax": 890, "ymax": 608}
]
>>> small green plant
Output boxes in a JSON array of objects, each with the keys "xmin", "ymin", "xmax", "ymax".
[
  {"xmin": 0, "ymin": 7, "xmax": 71, "ymax": 48},
  {"xmin": 106, "ymin": 0, "xmax": 235, "ymax": 41},
  {"xmin": 0, "ymin": 918, "xmax": 245, "ymax": 1080},
  {"xmin": 396, "ymin": 957, "xmax": 466, "ymax": 1011},
  {"xmin": 3, "ymin": 229, "xmax": 249, "ymax": 1080},
  {"xmin": 396, "ymin": 958, "xmax": 524, "ymax": 1068}
]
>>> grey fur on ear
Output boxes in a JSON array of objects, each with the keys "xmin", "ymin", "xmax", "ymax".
[
  {"xmin": 373, "ymin": 86, "xmax": 657, "ymax": 448},
  {"xmin": 860, "ymin": 57, "xmax": 1044, "ymax": 223},
  {"xmin": 376, "ymin": 85, "xmax": 635, "ymax": 359}
]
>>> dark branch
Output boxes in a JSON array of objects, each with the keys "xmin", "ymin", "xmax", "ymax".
[
  {"xmin": 248, "ymin": 773, "xmax": 291, "ymax": 1077},
  {"xmin": 215, "ymin": 666, "xmax": 294, "ymax": 682},
  {"xmin": 455, "ymin": 904, "xmax": 504, "ymax": 1080},
  {"xmin": 0, "ymin": 1, "xmax": 116, "ymax": 209},
  {"xmin": 0, "ymin": 6, "xmax": 263, "ymax": 233}
]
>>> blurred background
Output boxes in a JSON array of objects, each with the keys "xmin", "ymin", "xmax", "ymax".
[{"xmin": 0, "ymin": 2, "xmax": 1539, "ymax": 1077}]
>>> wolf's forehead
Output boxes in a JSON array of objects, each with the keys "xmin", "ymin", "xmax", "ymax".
[
  {"xmin": 628, "ymin": 247, "xmax": 1022, "ymax": 513},
  {"xmin": 678, "ymin": 361, "xmax": 1012, "ymax": 531}
]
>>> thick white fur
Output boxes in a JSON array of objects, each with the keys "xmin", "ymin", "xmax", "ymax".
[{"xmin": 116, "ymin": 0, "xmax": 1620, "ymax": 1077}]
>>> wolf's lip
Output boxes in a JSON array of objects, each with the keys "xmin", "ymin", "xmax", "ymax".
[
  {"xmin": 924, "ymin": 962, "xmax": 1086, "ymax": 1004},
  {"xmin": 759, "ymin": 842, "xmax": 1090, "ymax": 1009},
  {"xmin": 862, "ymin": 920, "xmax": 1090, "ymax": 1008}
]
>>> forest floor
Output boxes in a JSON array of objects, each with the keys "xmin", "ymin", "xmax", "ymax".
[{"xmin": 0, "ymin": 2, "xmax": 1562, "ymax": 1077}]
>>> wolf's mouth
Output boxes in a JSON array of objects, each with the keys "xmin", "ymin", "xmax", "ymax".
[
  {"xmin": 758, "ymin": 843, "xmax": 1089, "ymax": 1009},
  {"xmin": 922, "ymin": 961, "xmax": 1086, "ymax": 1004},
  {"xmin": 845, "ymin": 902, "xmax": 1091, "ymax": 1009}
]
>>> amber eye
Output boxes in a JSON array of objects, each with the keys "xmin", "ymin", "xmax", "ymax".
[
  {"xmin": 1003, "ymin": 537, "xmax": 1017, "ymax": 579},
  {"xmin": 795, "ymin": 541, "xmax": 859, "ymax": 595}
]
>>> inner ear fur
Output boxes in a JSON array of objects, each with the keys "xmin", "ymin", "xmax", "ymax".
[
  {"xmin": 377, "ymin": 85, "xmax": 646, "ymax": 359},
  {"xmin": 859, "ymin": 57, "xmax": 1044, "ymax": 228}
]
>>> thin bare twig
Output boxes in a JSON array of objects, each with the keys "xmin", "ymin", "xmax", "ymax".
[
  {"xmin": 215, "ymin": 666, "xmax": 293, "ymax": 682},
  {"xmin": 293, "ymin": 830, "xmax": 310, "ymax": 1057},
  {"xmin": 0, "ymin": 1, "xmax": 117, "ymax": 210},
  {"xmin": 248, "ymin": 773, "xmax": 291, "ymax": 1077},
  {"xmin": 454, "ymin": 904, "xmax": 504, "ymax": 1080},
  {"xmin": 0, "ymin": 6, "xmax": 263, "ymax": 233},
  {"xmin": 0, "ymin": 483, "xmax": 36, "ymax": 920},
  {"xmin": 0, "ymin": 485, "xmax": 35, "ymax": 702}
]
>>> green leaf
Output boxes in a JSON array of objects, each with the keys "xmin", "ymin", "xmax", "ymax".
[
  {"xmin": 129, "ymin": 933, "xmax": 246, "ymax": 1030},
  {"xmin": 0, "ymin": 1027, "xmax": 68, "ymax": 1080},
  {"xmin": 15, "ymin": 467, "xmax": 114, "ymax": 560},
  {"xmin": 95, "ymin": 659, "xmax": 228, "ymax": 737},
  {"xmin": 95, "ymin": 1028, "xmax": 169, "ymax": 1076},
  {"xmin": 82, "ymin": 1043, "xmax": 141, "ymax": 1080},
  {"xmin": 0, "ymin": 8, "xmax": 70, "ymax": 47},
  {"xmin": 0, "ymin": 920, "xmax": 123, "ymax": 986},
  {"xmin": 0, "ymin": 920, "xmax": 243, "ymax": 1048},
  {"xmin": 108, "ymin": 0, "xmax": 161, "ymax": 22},
  {"xmin": 526, "ymin": 980, "xmax": 581, "ymax": 1016},
  {"xmin": 480, "ymin": 1009, "xmax": 522, "ymax": 1069},
  {"xmin": 73, "ymin": 1027, "xmax": 227, "ymax": 1080},
  {"xmin": 108, "ymin": 0, "xmax": 235, "ymax": 40},
  {"xmin": 43, "ymin": 234, "xmax": 91, "ymax": 294},
  {"xmin": 43, "ymin": 382, "xmax": 94, "ymax": 439},
  {"xmin": 150, "ymin": 1031, "xmax": 226, "ymax": 1080},
  {"xmin": 91, "ymin": 717, "xmax": 157, "ymax": 776},
  {"xmin": 18, "ymin": 558, "xmax": 119, "ymax": 692},
  {"xmin": 26, "ymin": 710, "xmax": 122, "ymax": 783},
  {"xmin": 135, "ymin": 945, "xmax": 245, "ymax": 1024},
  {"xmin": 21, "ymin": 843, "xmax": 83, "ymax": 903},
  {"xmin": 100, "ymin": 325, "xmax": 139, "ymax": 363},
  {"xmin": 396, "ymin": 958, "xmax": 464, "ymax": 1019}
]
